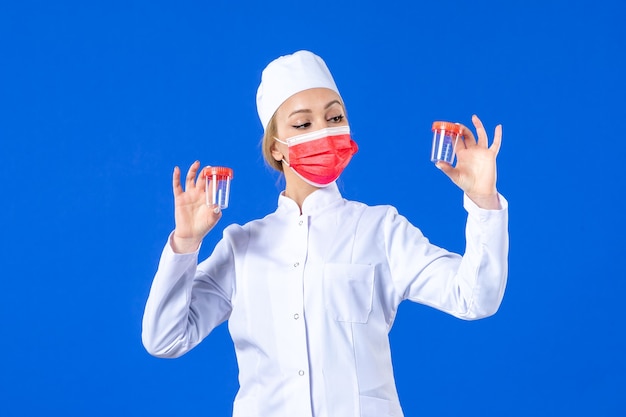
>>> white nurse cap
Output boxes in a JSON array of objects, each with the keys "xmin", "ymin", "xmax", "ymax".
[{"xmin": 256, "ymin": 50, "xmax": 341, "ymax": 130}]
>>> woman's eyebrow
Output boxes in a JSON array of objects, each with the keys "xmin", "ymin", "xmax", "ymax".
[
  {"xmin": 324, "ymin": 99, "xmax": 342, "ymax": 110},
  {"xmin": 288, "ymin": 108, "xmax": 312, "ymax": 118},
  {"xmin": 288, "ymin": 100, "xmax": 343, "ymax": 118}
]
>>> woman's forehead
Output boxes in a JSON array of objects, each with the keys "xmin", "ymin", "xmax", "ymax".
[{"xmin": 278, "ymin": 88, "xmax": 343, "ymax": 116}]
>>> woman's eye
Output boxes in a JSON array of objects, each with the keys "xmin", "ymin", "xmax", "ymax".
[
  {"xmin": 329, "ymin": 115, "xmax": 344, "ymax": 123},
  {"xmin": 292, "ymin": 122, "xmax": 311, "ymax": 129}
]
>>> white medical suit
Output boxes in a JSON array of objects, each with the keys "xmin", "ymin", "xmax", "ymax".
[{"xmin": 142, "ymin": 182, "xmax": 509, "ymax": 417}]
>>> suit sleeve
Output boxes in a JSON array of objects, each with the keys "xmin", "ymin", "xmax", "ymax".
[
  {"xmin": 386, "ymin": 194, "xmax": 509, "ymax": 319},
  {"xmin": 141, "ymin": 230, "xmax": 236, "ymax": 357}
]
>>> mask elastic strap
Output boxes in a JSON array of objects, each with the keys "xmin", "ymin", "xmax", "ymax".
[{"xmin": 274, "ymin": 137, "xmax": 290, "ymax": 166}]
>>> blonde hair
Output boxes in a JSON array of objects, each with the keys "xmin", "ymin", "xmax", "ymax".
[{"xmin": 261, "ymin": 115, "xmax": 284, "ymax": 172}]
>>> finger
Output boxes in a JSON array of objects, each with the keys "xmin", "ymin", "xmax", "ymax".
[
  {"xmin": 490, "ymin": 124, "xmax": 503, "ymax": 155},
  {"xmin": 472, "ymin": 114, "xmax": 488, "ymax": 148},
  {"xmin": 435, "ymin": 161, "xmax": 459, "ymax": 185},
  {"xmin": 200, "ymin": 166, "xmax": 212, "ymax": 195},
  {"xmin": 458, "ymin": 123, "xmax": 476, "ymax": 147},
  {"xmin": 207, "ymin": 206, "xmax": 223, "ymax": 229},
  {"xmin": 172, "ymin": 166, "xmax": 183, "ymax": 196},
  {"xmin": 185, "ymin": 161, "xmax": 200, "ymax": 191}
]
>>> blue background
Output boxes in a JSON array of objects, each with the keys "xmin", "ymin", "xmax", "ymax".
[{"xmin": 1, "ymin": 0, "xmax": 625, "ymax": 415}]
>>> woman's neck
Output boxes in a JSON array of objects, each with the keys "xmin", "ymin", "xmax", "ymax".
[{"xmin": 283, "ymin": 169, "xmax": 320, "ymax": 212}]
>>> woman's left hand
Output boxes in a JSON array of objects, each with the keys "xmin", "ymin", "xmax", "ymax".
[{"xmin": 436, "ymin": 114, "xmax": 502, "ymax": 210}]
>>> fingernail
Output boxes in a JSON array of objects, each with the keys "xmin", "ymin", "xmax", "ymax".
[{"xmin": 213, "ymin": 207, "xmax": 221, "ymax": 214}]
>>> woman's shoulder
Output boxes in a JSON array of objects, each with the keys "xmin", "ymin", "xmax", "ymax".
[
  {"xmin": 221, "ymin": 210, "xmax": 282, "ymax": 238},
  {"xmin": 343, "ymin": 198, "xmax": 399, "ymax": 217},
  {"xmin": 337, "ymin": 199, "xmax": 404, "ymax": 232}
]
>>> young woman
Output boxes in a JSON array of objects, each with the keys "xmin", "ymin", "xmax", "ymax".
[{"xmin": 142, "ymin": 50, "xmax": 508, "ymax": 417}]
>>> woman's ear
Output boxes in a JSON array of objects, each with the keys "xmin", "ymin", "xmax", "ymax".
[{"xmin": 270, "ymin": 143, "xmax": 284, "ymax": 162}]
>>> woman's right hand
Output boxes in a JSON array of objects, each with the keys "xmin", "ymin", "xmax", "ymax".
[{"xmin": 171, "ymin": 161, "xmax": 222, "ymax": 253}]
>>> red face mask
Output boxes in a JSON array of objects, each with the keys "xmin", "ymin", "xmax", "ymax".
[{"xmin": 275, "ymin": 126, "xmax": 358, "ymax": 187}]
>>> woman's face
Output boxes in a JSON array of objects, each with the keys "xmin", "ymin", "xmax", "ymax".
[{"xmin": 271, "ymin": 88, "xmax": 348, "ymax": 163}]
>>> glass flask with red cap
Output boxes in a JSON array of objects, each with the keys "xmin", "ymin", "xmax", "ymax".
[
  {"xmin": 202, "ymin": 166, "xmax": 234, "ymax": 209},
  {"xmin": 431, "ymin": 121, "xmax": 464, "ymax": 165}
]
